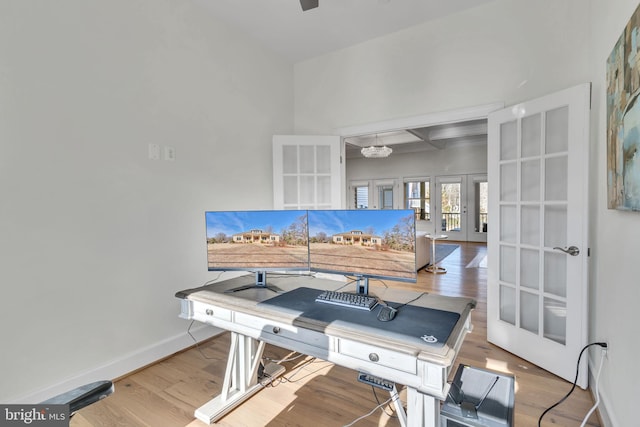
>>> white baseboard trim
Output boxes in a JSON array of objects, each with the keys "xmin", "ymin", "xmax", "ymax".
[
  {"xmin": 9, "ymin": 323, "xmax": 223, "ymax": 404},
  {"xmin": 588, "ymin": 355, "xmax": 617, "ymax": 427}
]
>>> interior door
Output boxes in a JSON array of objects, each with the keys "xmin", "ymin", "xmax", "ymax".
[
  {"xmin": 435, "ymin": 176, "xmax": 467, "ymax": 241},
  {"xmin": 273, "ymin": 135, "xmax": 343, "ymax": 210},
  {"xmin": 487, "ymin": 83, "xmax": 590, "ymax": 387}
]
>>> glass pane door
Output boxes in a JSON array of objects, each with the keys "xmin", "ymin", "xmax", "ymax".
[
  {"xmin": 436, "ymin": 176, "xmax": 466, "ymax": 240},
  {"xmin": 497, "ymin": 108, "xmax": 570, "ymax": 345},
  {"xmin": 487, "ymin": 83, "xmax": 590, "ymax": 387},
  {"xmin": 273, "ymin": 135, "xmax": 342, "ymax": 210}
]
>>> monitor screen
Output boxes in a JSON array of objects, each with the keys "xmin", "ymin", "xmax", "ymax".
[
  {"xmin": 307, "ymin": 209, "xmax": 416, "ymax": 283},
  {"xmin": 205, "ymin": 210, "xmax": 310, "ymax": 272}
]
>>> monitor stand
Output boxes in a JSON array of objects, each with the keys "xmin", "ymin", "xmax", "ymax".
[
  {"xmin": 224, "ymin": 271, "xmax": 282, "ymax": 293},
  {"xmin": 355, "ymin": 275, "xmax": 369, "ymax": 295}
]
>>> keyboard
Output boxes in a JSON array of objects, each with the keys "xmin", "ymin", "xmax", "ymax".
[{"xmin": 314, "ymin": 290, "xmax": 379, "ymax": 311}]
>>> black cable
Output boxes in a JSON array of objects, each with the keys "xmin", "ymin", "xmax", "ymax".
[
  {"xmin": 538, "ymin": 342, "xmax": 607, "ymax": 427},
  {"xmin": 390, "ymin": 292, "xmax": 427, "ymax": 310}
]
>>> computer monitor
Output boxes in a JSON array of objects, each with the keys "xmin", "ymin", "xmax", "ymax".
[
  {"xmin": 205, "ymin": 210, "xmax": 309, "ymax": 292},
  {"xmin": 307, "ymin": 209, "xmax": 417, "ymax": 294}
]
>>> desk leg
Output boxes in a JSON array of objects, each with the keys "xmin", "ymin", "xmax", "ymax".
[
  {"xmin": 195, "ymin": 332, "xmax": 284, "ymax": 424},
  {"xmin": 406, "ymin": 387, "xmax": 440, "ymax": 427},
  {"xmin": 390, "ymin": 385, "xmax": 407, "ymax": 427}
]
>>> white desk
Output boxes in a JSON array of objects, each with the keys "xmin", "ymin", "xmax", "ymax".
[{"xmin": 176, "ymin": 274, "xmax": 475, "ymax": 427}]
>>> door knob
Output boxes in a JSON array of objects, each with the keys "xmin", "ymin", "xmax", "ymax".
[{"xmin": 553, "ymin": 246, "xmax": 580, "ymax": 256}]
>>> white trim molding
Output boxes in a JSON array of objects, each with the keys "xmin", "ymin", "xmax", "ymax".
[
  {"xmin": 335, "ymin": 102, "xmax": 504, "ymax": 137},
  {"xmin": 9, "ymin": 324, "xmax": 223, "ymax": 404}
]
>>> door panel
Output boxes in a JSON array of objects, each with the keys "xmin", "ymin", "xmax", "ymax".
[
  {"xmin": 487, "ymin": 83, "xmax": 590, "ymax": 387},
  {"xmin": 273, "ymin": 135, "xmax": 343, "ymax": 210},
  {"xmin": 436, "ymin": 176, "xmax": 466, "ymax": 240},
  {"xmin": 468, "ymin": 175, "xmax": 488, "ymax": 242}
]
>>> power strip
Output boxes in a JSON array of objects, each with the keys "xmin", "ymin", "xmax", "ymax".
[{"xmin": 357, "ymin": 372, "xmax": 394, "ymax": 391}]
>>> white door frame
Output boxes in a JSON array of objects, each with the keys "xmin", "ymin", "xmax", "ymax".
[{"xmin": 336, "ymin": 103, "xmax": 504, "ymax": 209}]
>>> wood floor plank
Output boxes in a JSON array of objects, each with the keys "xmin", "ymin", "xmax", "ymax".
[{"xmin": 72, "ymin": 242, "xmax": 600, "ymax": 426}]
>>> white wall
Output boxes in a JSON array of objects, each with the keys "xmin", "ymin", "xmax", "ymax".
[
  {"xmin": 589, "ymin": 1, "xmax": 640, "ymax": 426},
  {"xmin": 0, "ymin": 0, "xmax": 293, "ymax": 401},
  {"xmin": 294, "ymin": 0, "xmax": 590, "ymax": 134},
  {"xmin": 346, "ymin": 144, "xmax": 487, "ymax": 183},
  {"xmin": 295, "ymin": 1, "xmax": 638, "ymax": 426}
]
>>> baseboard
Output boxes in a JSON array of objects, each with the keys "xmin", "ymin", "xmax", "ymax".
[
  {"xmin": 588, "ymin": 354, "xmax": 617, "ymax": 427},
  {"xmin": 9, "ymin": 323, "xmax": 223, "ymax": 404}
]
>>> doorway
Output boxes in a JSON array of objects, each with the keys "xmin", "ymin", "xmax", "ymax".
[
  {"xmin": 340, "ymin": 103, "xmax": 502, "ymax": 237},
  {"xmin": 434, "ymin": 174, "xmax": 487, "ymax": 242}
]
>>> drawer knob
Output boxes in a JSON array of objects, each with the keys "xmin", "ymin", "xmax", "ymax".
[
  {"xmin": 205, "ymin": 309, "xmax": 214, "ymax": 316},
  {"xmin": 369, "ymin": 353, "xmax": 379, "ymax": 362},
  {"xmin": 272, "ymin": 327, "xmax": 281, "ymax": 334}
]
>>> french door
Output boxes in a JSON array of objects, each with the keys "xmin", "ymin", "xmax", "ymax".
[
  {"xmin": 433, "ymin": 175, "xmax": 487, "ymax": 242},
  {"xmin": 272, "ymin": 135, "xmax": 343, "ymax": 210},
  {"xmin": 435, "ymin": 176, "xmax": 467, "ymax": 241},
  {"xmin": 487, "ymin": 83, "xmax": 590, "ymax": 387}
]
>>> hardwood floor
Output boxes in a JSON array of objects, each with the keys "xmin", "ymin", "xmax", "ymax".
[{"xmin": 72, "ymin": 242, "xmax": 600, "ymax": 426}]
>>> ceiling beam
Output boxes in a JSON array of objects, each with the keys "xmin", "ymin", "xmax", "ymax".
[
  {"xmin": 406, "ymin": 129, "xmax": 447, "ymax": 150},
  {"xmin": 428, "ymin": 122, "xmax": 487, "ymax": 141}
]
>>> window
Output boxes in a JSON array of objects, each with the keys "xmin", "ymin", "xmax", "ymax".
[
  {"xmin": 379, "ymin": 185, "xmax": 394, "ymax": 209},
  {"xmin": 354, "ymin": 185, "xmax": 369, "ymax": 209},
  {"xmin": 405, "ymin": 181, "xmax": 430, "ymax": 220},
  {"xmin": 475, "ymin": 181, "xmax": 488, "ymax": 232}
]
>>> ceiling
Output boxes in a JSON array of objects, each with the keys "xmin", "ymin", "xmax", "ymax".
[
  {"xmin": 195, "ymin": 0, "xmax": 495, "ymax": 63},
  {"xmin": 344, "ymin": 119, "xmax": 488, "ymax": 159},
  {"xmin": 195, "ymin": 0, "xmax": 493, "ymax": 158}
]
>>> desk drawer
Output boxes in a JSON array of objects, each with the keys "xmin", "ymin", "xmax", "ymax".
[
  {"xmin": 194, "ymin": 302, "xmax": 232, "ymax": 322},
  {"xmin": 234, "ymin": 312, "xmax": 328, "ymax": 349},
  {"xmin": 338, "ymin": 340, "xmax": 416, "ymax": 374}
]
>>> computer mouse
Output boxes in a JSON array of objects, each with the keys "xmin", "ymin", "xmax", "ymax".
[{"xmin": 377, "ymin": 305, "xmax": 398, "ymax": 322}]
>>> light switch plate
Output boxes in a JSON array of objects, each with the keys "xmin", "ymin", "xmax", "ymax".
[{"xmin": 148, "ymin": 143, "xmax": 160, "ymax": 160}]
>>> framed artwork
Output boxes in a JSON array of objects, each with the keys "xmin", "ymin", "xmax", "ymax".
[{"xmin": 607, "ymin": 3, "xmax": 640, "ymax": 210}]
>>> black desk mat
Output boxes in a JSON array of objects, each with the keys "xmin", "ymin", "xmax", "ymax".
[{"xmin": 258, "ymin": 287, "xmax": 460, "ymax": 348}]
